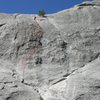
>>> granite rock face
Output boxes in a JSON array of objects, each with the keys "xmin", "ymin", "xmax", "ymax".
[
  {"xmin": 0, "ymin": 0, "xmax": 100, "ymax": 100},
  {"xmin": 42, "ymin": 58, "xmax": 100, "ymax": 100}
]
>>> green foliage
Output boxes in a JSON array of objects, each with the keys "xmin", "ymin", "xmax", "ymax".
[
  {"xmin": 38, "ymin": 9, "xmax": 46, "ymax": 17},
  {"xmin": 79, "ymin": 3, "xmax": 94, "ymax": 6}
]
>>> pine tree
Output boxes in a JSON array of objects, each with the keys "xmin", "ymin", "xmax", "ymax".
[{"xmin": 38, "ymin": 9, "xmax": 46, "ymax": 17}]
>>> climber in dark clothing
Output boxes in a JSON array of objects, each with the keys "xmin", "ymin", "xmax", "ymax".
[{"xmin": 34, "ymin": 16, "xmax": 36, "ymax": 20}]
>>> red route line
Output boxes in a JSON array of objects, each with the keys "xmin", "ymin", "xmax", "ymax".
[{"xmin": 21, "ymin": 18, "xmax": 42, "ymax": 82}]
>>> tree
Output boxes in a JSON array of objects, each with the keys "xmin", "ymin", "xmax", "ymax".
[{"xmin": 38, "ymin": 9, "xmax": 46, "ymax": 17}]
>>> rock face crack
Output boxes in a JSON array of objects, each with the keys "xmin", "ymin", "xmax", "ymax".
[
  {"xmin": 21, "ymin": 81, "xmax": 44, "ymax": 100},
  {"xmin": 0, "ymin": 1, "xmax": 100, "ymax": 99},
  {"xmin": 0, "ymin": 23, "xmax": 6, "ymax": 27},
  {"xmin": 14, "ymin": 32, "xmax": 18, "ymax": 40},
  {"xmin": 52, "ymin": 78, "xmax": 66, "ymax": 85}
]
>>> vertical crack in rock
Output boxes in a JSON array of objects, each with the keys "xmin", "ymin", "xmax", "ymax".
[
  {"xmin": 20, "ymin": 18, "xmax": 43, "ymax": 84},
  {"xmin": 14, "ymin": 32, "xmax": 18, "ymax": 40}
]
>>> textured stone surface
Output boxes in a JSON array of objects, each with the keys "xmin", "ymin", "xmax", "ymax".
[
  {"xmin": 43, "ymin": 57, "xmax": 100, "ymax": 100},
  {"xmin": 0, "ymin": 0, "xmax": 100, "ymax": 100}
]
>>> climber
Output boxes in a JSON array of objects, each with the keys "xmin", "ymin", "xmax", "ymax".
[{"xmin": 34, "ymin": 16, "xmax": 36, "ymax": 20}]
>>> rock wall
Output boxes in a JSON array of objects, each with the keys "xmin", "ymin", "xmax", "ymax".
[{"xmin": 0, "ymin": 0, "xmax": 100, "ymax": 100}]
